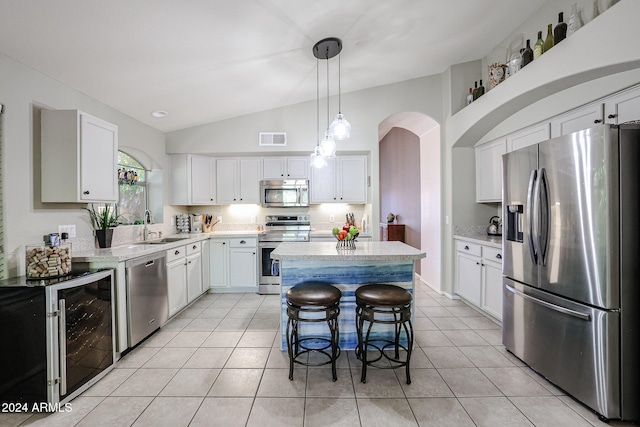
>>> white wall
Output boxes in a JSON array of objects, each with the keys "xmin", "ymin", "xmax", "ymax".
[
  {"xmin": 419, "ymin": 125, "xmax": 441, "ymax": 290},
  {"xmin": 0, "ymin": 53, "xmax": 169, "ymax": 276},
  {"xmin": 166, "ymin": 75, "xmax": 445, "ymax": 234}
]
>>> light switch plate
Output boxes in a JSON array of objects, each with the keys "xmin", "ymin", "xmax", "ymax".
[{"xmin": 58, "ymin": 224, "xmax": 76, "ymax": 238}]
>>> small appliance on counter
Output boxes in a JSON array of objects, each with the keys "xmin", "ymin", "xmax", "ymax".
[
  {"xmin": 190, "ymin": 214, "xmax": 202, "ymax": 232},
  {"xmin": 486, "ymin": 216, "xmax": 502, "ymax": 236}
]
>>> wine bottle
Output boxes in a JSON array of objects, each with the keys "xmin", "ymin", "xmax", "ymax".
[
  {"xmin": 543, "ymin": 23, "xmax": 554, "ymax": 52},
  {"xmin": 472, "ymin": 81, "xmax": 478, "ymax": 101},
  {"xmin": 477, "ymin": 80, "xmax": 485, "ymax": 98},
  {"xmin": 533, "ymin": 31, "xmax": 544, "ymax": 59},
  {"xmin": 554, "ymin": 12, "xmax": 567, "ymax": 44},
  {"xmin": 522, "ymin": 39, "xmax": 533, "ymax": 67},
  {"xmin": 567, "ymin": 3, "xmax": 581, "ymax": 37},
  {"xmin": 466, "ymin": 87, "xmax": 473, "ymax": 105}
]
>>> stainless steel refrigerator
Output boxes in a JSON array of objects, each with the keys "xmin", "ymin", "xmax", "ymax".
[{"xmin": 502, "ymin": 124, "xmax": 640, "ymax": 422}]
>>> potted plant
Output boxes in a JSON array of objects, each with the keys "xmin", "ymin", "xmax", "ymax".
[{"xmin": 86, "ymin": 203, "xmax": 120, "ymax": 248}]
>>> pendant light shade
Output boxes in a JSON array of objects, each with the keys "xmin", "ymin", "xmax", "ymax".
[
  {"xmin": 320, "ymin": 129, "xmax": 336, "ymax": 158},
  {"xmin": 310, "ymin": 145, "xmax": 327, "ymax": 168},
  {"xmin": 329, "ymin": 113, "xmax": 351, "ymax": 140}
]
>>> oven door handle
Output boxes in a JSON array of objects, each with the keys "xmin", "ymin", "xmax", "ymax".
[{"xmin": 271, "ymin": 259, "xmax": 280, "ymax": 276}]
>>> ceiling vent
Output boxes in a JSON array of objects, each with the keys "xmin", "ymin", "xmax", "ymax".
[{"xmin": 259, "ymin": 132, "xmax": 287, "ymax": 146}]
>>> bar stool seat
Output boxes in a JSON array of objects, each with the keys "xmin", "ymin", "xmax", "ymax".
[
  {"xmin": 285, "ymin": 282, "xmax": 341, "ymax": 381},
  {"xmin": 355, "ymin": 283, "xmax": 413, "ymax": 384}
]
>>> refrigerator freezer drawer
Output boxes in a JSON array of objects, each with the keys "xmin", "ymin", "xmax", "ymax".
[{"xmin": 503, "ymin": 279, "xmax": 620, "ymax": 420}]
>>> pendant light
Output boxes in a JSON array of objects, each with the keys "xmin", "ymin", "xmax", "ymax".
[
  {"xmin": 320, "ymin": 49, "xmax": 336, "ymax": 158},
  {"xmin": 310, "ymin": 37, "xmax": 348, "ymax": 164},
  {"xmin": 310, "ymin": 54, "xmax": 327, "ymax": 168},
  {"xmin": 329, "ymin": 51, "xmax": 351, "ymax": 140}
]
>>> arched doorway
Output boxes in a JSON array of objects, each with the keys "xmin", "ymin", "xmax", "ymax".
[{"xmin": 379, "ymin": 112, "xmax": 441, "ymax": 290}]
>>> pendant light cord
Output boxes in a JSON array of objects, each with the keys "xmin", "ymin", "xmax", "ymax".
[
  {"xmin": 316, "ymin": 56, "xmax": 320, "ymax": 147},
  {"xmin": 338, "ymin": 53, "xmax": 341, "ymax": 114},
  {"xmin": 326, "ymin": 47, "xmax": 330, "ymax": 131}
]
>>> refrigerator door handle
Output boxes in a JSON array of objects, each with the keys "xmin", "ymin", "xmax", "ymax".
[
  {"xmin": 58, "ymin": 298, "xmax": 67, "ymax": 395},
  {"xmin": 506, "ymin": 285, "xmax": 591, "ymax": 321},
  {"xmin": 527, "ymin": 169, "xmax": 539, "ymax": 265},
  {"xmin": 539, "ymin": 168, "xmax": 551, "ymax": 265}
]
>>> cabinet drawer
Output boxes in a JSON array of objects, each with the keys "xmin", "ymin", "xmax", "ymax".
[
  {"xmin": 229, "ymin": 237, "xmax": 257, "ymax": 248},
  {"xmin": 483, "ymin": 246, "xmax": 503, "ymax": 263},
  {"xmin": 455, "ymin": 241, "xmax": 481, "ymax": 257},
  {"xmin": 186, "ymin": 241, "xmax": 202, "ymax": 255},
  {"xmin": 166, "ymin": 246, "xmax": 186, "ymax": 263}
]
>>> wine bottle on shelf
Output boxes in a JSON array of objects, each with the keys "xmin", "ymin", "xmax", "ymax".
[
  {"xmin": 543, "ymin": 23, "xmax": 554, "ymax": 52},
  {"xmin": 533, "ymin": 31, "xmax": 544, "ymax": 59},
  {"xmin": 477, "ymin": 80, "xmax": 485, "ymax": 98},
  {"xmin": 466, "ymin": 87, "xmax": 473, "ymax": 105},
  {"xmin": 554, "ymin": 12, "xmax": 567, "ymax": 44},
  {"xmin": 472, "ymin": 81, "xmax": 479, "ymax": 101},
  {"xmin": 567, "ymin": 3, "xmax": 581, "ymax": 37},
  {"xmin": 522, "ymin": 39, "xmax": 533, "ymax": 67}
]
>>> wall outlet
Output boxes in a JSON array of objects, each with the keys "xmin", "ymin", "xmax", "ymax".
[
  {"xmin": 217, "ymin": 215, "xmax": 223, "ymax": 224},
  {"xmin": 250, "ymin": 216, "xmax": 256, "ymax": 223},
  {"xmin": 58, "ymin": 224, "xmax": 76, "ymax": 238},
  {"xmin": 329, "ymin": 215, "xmax": 335, "ymax": 223}
]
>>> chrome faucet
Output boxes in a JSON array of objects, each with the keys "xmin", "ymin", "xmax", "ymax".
[{"xmin": 143, "ymin": 209, "xmax": 152, "ymax": 240}]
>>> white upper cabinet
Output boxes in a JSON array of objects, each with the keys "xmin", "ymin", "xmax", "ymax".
[
  {"xmin": 41, "ymin": 110, "xmax": 118, "ymax": 203},
  {"xmin": 216, "ymin": 158, "xmax": 261, "ymax": 204},
  {"xmin": 475, "ymin": 138, "xmax": 506, "ymax": 203},
  {"xmin": 263, "ymin": 157, "xmax": 308, "ymax": 179},
  {"xmin": 506, "ymin": 123, "xmax": 550, "ymax": 152},
  {"xmin": 550, "ymin": 103, "xmax": 604, "ymax": 137},
  {"xmin": 170, "ymin": 154, "xmax": 216, "ymax": 205},
  {"xmin": 604, "ymin": 86, "xmax": 640, "ymax": 125},
  {"xmin": 310, "ymin": 155, "xmax": 367, "ymax": 204}
]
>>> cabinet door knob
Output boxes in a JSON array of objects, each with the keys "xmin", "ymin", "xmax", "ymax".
[
  {"xmin": 192, "ymin": 245, "xmax": 197, "ymax": 249},
  {"xmin": 464, "ymin": 245, "xmax": 469, "ymax": 250},
  {"xmin": 476, "ymin": 262, "xmax": 480, "ymax": 265},
  {"xmin": 594, "ymin": 119, "xmax": 602, "ymax": 124},
  {"xmin": 240, "ymin": 240, "xmax": 246, "ymax": 244},
  {"xmin": 83, "ymin": 190, "xmax": 90, "ymax": 195},
  {"xmin": 608, "ymin": 114, "xmax": 617, "ymax": 119},
  {"xmin": 175, "ymin": 250, "xmax": 180, "ymax": 255},
  {"xmin": 496, "ymin": 253, "xmax": 502, "ymax": 259}
]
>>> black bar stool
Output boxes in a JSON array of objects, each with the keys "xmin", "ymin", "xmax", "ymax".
[
  {"xmin": 355, "ymin": 283, "xmax": 414, "ymax": 384},
  {"xmin": 285, "ymin": 282, "xmax": 341, "ymax": 381}
]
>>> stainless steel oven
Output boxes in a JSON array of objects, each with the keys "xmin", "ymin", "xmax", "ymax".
[{"xmin": 258, "ymin": 215, "xmax": 310, "ymax": 294}]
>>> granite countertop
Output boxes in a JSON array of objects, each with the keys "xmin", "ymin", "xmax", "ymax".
[
  {"xmin": 271, "ymin": 241, "xmax": 426, "ymax": 261},
  {"xmin": 453, "ymin": 229, "xmax": 502, "ymax": 249},
  {"xmin": 73, "ymin": 230, "xmax": 262, "ymax": 263}
]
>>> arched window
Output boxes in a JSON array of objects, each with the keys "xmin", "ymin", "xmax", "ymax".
[{"xmin": 117, "ymin": 151, "xmax": 147, "ymax": 225}]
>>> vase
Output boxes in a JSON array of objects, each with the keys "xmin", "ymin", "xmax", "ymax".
[{"xmin": 95, "ymin": 228, "xmax": 114, "ymax": 248}]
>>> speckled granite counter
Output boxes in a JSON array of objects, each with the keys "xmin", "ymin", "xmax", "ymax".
[
  {"xmin": 453, "ymin": 230, "xmax": 502, "ymax": 249},
  {"xmin": 73, "ymin": 230, "xmax": 262, "ymax": 263},
  {"xmin": 273, "ymin": 241, "xmax": 425, "ymax": 350},
  {"xmin": 271, "ymin": 241, "xmax": 425, "ymax": 261}
]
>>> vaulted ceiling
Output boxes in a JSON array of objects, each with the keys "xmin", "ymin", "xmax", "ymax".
[{"xmin": 0, "ymin": 0, "xmax": 546, "ymax": 132}]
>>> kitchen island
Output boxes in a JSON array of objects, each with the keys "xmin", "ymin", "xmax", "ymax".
[{"xmin": 271, "ymin": 241, "xmax": 426, "ymax": 350}]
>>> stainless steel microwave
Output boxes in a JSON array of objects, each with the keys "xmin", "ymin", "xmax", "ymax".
[{"xmin": 260, "ymin": 179, "xmax": 309, "ymax": 207}]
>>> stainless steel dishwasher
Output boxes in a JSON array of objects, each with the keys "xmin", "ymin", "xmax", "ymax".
[{"xmin": 125, "ymin": 252, "xmax": 168, "ymax": 347}]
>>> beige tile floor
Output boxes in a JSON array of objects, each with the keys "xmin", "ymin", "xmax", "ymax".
[{"xmin": 2, "ymin": 281, "xmax": 635, "ymax": 427}]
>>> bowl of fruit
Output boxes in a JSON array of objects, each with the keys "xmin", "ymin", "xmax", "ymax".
[{"xmin": 332, "ymin": 215, "xmax": 359, "ymax": 250}]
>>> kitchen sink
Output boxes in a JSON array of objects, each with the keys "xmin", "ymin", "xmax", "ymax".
[{"xmin": 132, "ymin": 236, "xmax": 190, "ymax": 245}]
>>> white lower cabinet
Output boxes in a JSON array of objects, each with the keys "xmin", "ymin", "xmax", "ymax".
[
  {"xmin": 167, "ymin": 242, "xmax": 203, "ymax": 317},
  {"xmin": 166, "ymin": 247, "xmax": 188, "ymax": 317},
  {"xmin": 209, "ymin": 237, "xmax": 257, "ymax": 292},
  {"xmin": 455, "ymin": 240, "xmax": 503, "ymax": 320}
]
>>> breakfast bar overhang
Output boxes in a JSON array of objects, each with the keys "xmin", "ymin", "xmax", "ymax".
[{"xmin": 271, "ymin": 241, "xmax": 426, "ymax": 350}]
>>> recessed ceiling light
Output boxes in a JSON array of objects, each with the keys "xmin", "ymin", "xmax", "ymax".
[{"xmin": 151, "ymin": 110, "xmax": 168, "ymax": 118}]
